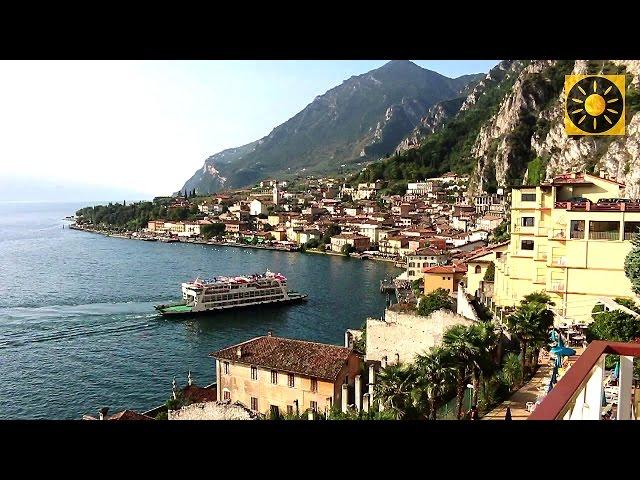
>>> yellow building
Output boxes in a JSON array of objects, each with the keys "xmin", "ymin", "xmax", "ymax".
[
  {"xmin": 465, "ymin": 242, "xmax": 508, "ymax": 297},
  {"xmin": 211, "ymin": 334, "xmax": 361, "ymax": 417},
  {"xmin": 423, "ymin": 264, "xmax": 467, "ymax": 295},
  {"xmin": 494, "ymin": 172, "xmax": 640, "ymax": 324}
]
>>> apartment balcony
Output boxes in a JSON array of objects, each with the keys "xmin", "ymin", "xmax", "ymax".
[
  {"xmin": 548, "ymin": 229, "xmax": 566, "ymax": 240},
  {"xmin": 529, "ymin": 341, "xmax": 640, "ymax": 420},
  {"xmin": 550, "ymin": 282, "xmax": 565, "ymax": 292},
  {"xmin": 551, "ymin": 256, "xmax": 567, "ymax": 267},
  {"xmin": 589, "ymin": 231, "xmax": 620, "ymax": 241}
]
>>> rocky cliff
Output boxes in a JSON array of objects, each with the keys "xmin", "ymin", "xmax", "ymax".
[{"xmin": 472, "ymin": 59, "xmax": 640, "ymax": 196}]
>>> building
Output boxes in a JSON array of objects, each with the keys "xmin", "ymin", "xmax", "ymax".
[
  {"xmin": 423, "ymin": 264, "xmax": 467, "ymax": 295},
  {"xmin": 378, "ymin": 236, "xmax": 409, "ymax": 257},
  {"xmin": 250, "ymin": 199, "xmax": 271, "ymax": 216},
  {"xmin": 465, "ymin": 242, "xmax": 509, "ymax": 298},
  {"xmin": 405, "ymin": 248, "xmax": 448, "ymax": 281},
  {"xmin": 477, "ymin": 213, "xmax": 504, "ymax": 232},
  {"xmin": 330, "ymin": 233, "xmax": 371, "ymax": 253},
  {"xmin": 211, "ymin": 334, "xmax": 361, "ymax": 417},
  {"xmin": 493, "ymin": 172, "xmax": 640, "ymax": 324},
  {"xmin": 406, "ymin": 181, "xmax": 441, "ymax": 196}
]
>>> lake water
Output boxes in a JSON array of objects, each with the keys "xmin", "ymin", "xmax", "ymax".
[{"xmin": 0, "ymin": 202, "xmax": 399, "ymax": 419}]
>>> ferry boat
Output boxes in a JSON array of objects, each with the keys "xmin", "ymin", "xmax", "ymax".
[{"xmin": 154, "ymin": 269, "xmax": 308, "ymax": 317}]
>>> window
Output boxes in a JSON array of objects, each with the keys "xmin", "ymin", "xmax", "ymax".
[
  {"xmin": 447, "ymin": 276, "xmax": 451, "ymax": 280},
  {"xmin": 310, "ymin": 401, "xmax": 318, "ymax": 412},
  {"xmin": 521, "ymin": 240, "xmax": 534, "ymax": 251},
  {"xmin": 474, "ymin": 265, "xmax": 482, "ymax": 274},
  {"xmin": 223, "ymin": 389, "xmax": 230, "ymax": 401},
  {"xmin": 223, "ymin": 361, "xmax": 229, "ymax": 375},
  {"xmin": 589, "ymin": 221, "xmax": 620, "ymax": 240},
  {"xmin": 286, "ymin": 405, "xmax": 294, "ymax": 416},
  {"xmin": 251, "ymin": 366, "xmax": 258, "ymax": 380},
  {"xmin": 250, "ymin": 397, "xmax": 258, "ymax": 411},
  {"xmin": 624, "ymin": 221, "xmax": 640, "ymax": 240},
  {"xmin": 310, "ymin": 378, "xmax": 318, "ymax": 392},
  {"xmin": 271, "ymin": 370, "xmax": 278, "ymax": 384},
  {"xmin": 442, "ymin": 276, "xmax": 446, "ymax": 280},
  {"xmin": 496, "ymin": 252, "xmax": 502, "ymax": 259},
  {"xmin": 521, "ymin": 217, "xmax": 534, "ymax": 227},
  {"xmin": 270, "ymin": 405, "xmax": 280, "ymax": 418},
  {"xmin": 521, "ymin": 193, "xmax": 536, "ymax": 202},
  {"xmin": 570, "ymin": 220, "xmax": 585, "ymax": 239},
  {"xmin": 288, "ymin": 373, "xmax": 295, "ymax": 388}
]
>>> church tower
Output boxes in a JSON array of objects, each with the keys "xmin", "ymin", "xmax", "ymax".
[{"xmin": 272, "ymin": 181, "xmax": 279, "ymax": 205}]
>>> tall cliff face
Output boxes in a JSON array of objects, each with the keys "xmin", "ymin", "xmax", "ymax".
[
  {"xmin": 179, "ymin": 61, "xmax": 483, "ymax": 195},
  {"xmin": 471, "ymin": 59, "xmax": 640, "ymax": 196}
]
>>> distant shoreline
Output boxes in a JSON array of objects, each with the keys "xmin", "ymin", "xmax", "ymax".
[{"xmin": 68, "ymin": 223, "xmax": 401, "ymax": 266}]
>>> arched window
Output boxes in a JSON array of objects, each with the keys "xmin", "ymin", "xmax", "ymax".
[{"xmin": 475, "ymin": 265, "xmax": 482, "ymax": 274}]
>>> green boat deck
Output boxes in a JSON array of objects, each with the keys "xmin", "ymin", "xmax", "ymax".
[{"xmin": 159, "ymin": 305, "xmax": 193, "ymax": 314}]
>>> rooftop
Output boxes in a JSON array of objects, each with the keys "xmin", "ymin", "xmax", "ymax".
[
  {"xmin": 423, "ymin": 264, "xmax": 467, "ymax": 274},
  {"xmin": 210, "ymin": 335, "xmax": 354, "ymax": 381}
]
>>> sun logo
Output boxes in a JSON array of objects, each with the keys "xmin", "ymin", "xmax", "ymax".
[{"xmin": 565, "ymin": 75, "xmax": 625, "ymax": 135}]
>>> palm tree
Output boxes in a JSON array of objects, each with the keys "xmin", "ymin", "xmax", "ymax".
[
  {"xmin": 415, "ymin": 346, "xmax": 456, "ymax": 419},
  {"xmin": 505, "ymin": 301, "xmax": 554, "ymax": 385},
  {"xmin": 374, "ymin": 363, "xmax": 418, "ymax": 419},
  {"xmin": 442, "ymin": 324, "xmax": 481, "ymax": 419},
  {"xmin": 469, "ymin": 322, "xmax": 500, "ymax": 406}
]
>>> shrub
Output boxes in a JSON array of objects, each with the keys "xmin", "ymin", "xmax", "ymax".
[{"xmin": 417, "ymin": 288, "xmax": 453, "ymax": 317}]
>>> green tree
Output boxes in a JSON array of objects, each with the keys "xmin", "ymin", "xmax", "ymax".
[
  {"xmin": 505, "ymin": 299, "xmax": 554, "ymax": 385},
  {"xmin": 624, "ymin": 234, "xmax": 640, "ymax": 295},
  {"xmin": 483, "ymin": 262, "xmax": 495, "ymax": 281},
  {"xmin": 374, "ymin": 364, "xmax": 419, "ymax": 419},
  {"xmin": 414, "ymin": 346, "xmax": 456, "ymax": 419},
  {"xmin": 499, "ymin": 352, "xmax": 523, "ymax": 392},
  {"xmin": 417, "ymin": 288, "xmax": 453, "ymax": 317},
  {"xmin": 442, "ymin": 324, "xmax": 481, "ymax": 419},
  {"xmin": 201, "ymin": 223, "xmax": 225, "ymax": 239},
  {"xmin": 341, "ymin": 243, "xmax": 355, "ymax": 256},
  {"xmin": 322, "ymin": 224, "xmax": 341, "ymax": 245}
]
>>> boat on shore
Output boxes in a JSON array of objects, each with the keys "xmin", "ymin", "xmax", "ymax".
[{"xmin": 155, "ymin": 269, "xmax": 308, "ymax": 317}]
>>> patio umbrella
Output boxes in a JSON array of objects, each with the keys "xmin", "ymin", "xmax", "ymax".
[
  {"xmin": 549, "ymin": 330, "xmax": 559, "ymax": 342},
  {"xmin": 551, "ymin": 346, "xmax": 575, "ymax": 357},
  {"xmin": 612, "ymin": 360, "xmax": 620, "ymax": 380}
]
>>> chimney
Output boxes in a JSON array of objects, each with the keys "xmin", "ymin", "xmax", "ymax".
[
  {"xmin": 98, "ymin": 407, "xmax": 109, "ymax": 420},
  {"xmin": 267, "ymin": 330, "xmax": 272, "ymax": 337},
  {"xmin": 236, "ymin": 347, "xmax": 242, "ymax": 359}
]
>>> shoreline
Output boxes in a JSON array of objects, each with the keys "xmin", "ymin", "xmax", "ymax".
[{"xmin": 68, "ymin": 224, "xmax": 402, "ymax": 266}]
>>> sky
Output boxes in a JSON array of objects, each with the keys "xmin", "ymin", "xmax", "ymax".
[{"xmin": 0, "ymin": 60, "xmax": 499, "ymax": 201}]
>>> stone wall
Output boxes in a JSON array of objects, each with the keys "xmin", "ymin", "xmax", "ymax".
[
  {"xmin": 365, "ymin": 308, "xmax": 475, "ymax": 364},
  {"xmin": 168, "ymin": 401, "xmax": 258, "ymax": 420}
]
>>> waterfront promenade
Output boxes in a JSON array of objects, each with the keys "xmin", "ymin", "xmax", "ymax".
[{"xmin": 482, "ymin": 348, "xmax": 584, "ymax": 420}]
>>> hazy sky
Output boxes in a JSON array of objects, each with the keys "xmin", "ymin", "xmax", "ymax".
[{"xmin": 0, "ymin": 60, "xmax": 499, "ymax": 200}]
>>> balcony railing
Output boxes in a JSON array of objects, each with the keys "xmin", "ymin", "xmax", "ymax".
[
  {"xmin": 569, "ymin": 230, "xmax": 585, "ymax": 240},
  {"xmin": 549, "ymin": 229, "xmax": 566, "ymax": 240},
  {"xmin": 551, "ymin": 282, "xmax": 565, "ymax": 292},
  {"xmin": 529, "ymin": 341, "xmax": 640, "ymax": 420},
  {"xmin": 555, "ymin": 201, "xmax": 640, "ymax": 212},
  {"xmin": 551, "ymin": 256, "xmax": 567, "ymax": 266},
  {"xmin": 589, "ymin": 231, "xmax": 620, "ymax": 240}
]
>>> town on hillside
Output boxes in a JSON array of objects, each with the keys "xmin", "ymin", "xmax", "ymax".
[{"xmin": 77, "ymin": 171, "xmax": 640, "ymax": 422}]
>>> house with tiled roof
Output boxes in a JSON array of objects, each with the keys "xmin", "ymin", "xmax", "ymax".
[
  {"xmin": 465, "ymin": 241, "xmax": 509, "ymax": 298},
  {"xmin": 210, "ymin": 333, "xmax": 361, "ymax": 418},
  {"xmin": 423, "ymin": 263, "xmax": 467, "ymax": 296}
]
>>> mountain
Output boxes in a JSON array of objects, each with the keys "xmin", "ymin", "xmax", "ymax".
[
  {"xmin": 358, "ymin": 60, "xmax": 640, "ymax": 197},
  {"xmin": 179, "ymin": 61, "xmax": 484, "ymax": 194}
]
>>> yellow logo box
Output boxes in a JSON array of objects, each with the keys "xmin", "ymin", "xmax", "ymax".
[{"xmin": 565, "ymin": 74, "xmax": 625, "ymax": 136}]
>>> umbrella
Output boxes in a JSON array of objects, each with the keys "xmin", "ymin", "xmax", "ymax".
[
  {"xmin": 612, "ymin": 360, "xmax": 620, "ymax": 380},
  {"xmin": 549, "ymin": 330, "xmax": 559, "ymax": 342},
  {"xmin": 551, "ymin": 346, "xmax": 575, "ymax": 357}
]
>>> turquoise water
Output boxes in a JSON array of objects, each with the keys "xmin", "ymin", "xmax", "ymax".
[{"xmin": 0, "ymin": 202, "xmax": 398, "ymax": 419}]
